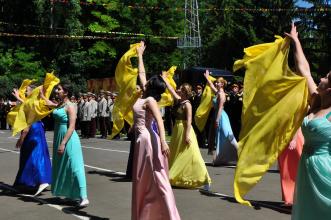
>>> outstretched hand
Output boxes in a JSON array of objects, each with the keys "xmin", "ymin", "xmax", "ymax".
[
  {"xmin": 285, "ymin": 23, "xmax": 299, "ymax": 41},
  {"xmin": 12, "ymin": 88, "xmax": 20, "ymax": 100},
  {"xmin": 204, "ymin": 70, "xmax": 210, "ymax": 79},
  {"xmin": 137, "ymin": 41, "xmax": 146, "ymax": 56}
]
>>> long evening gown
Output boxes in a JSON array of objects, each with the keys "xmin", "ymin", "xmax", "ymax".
[
  {"xmin": 292, "ymin": 113, "xmax": 331, "ymax": 220},
  {"xmin": 278, "ymin": 128, "xmax": 303, "ymax": 205},
  {"xmin": 132, "ymin": 98, "xmax": 180, "ymax": 220},
  {"xmin": 51, "ymin": 106, "xmax": 87, "ymax": 200},
  {"xmin": 212, "ymin": 96, "xmax": 238, "ymax": 165},
  {"xmin": 168, "ymin": 102, "xmax": 211, "ymax": 188},
  {"xmin": 14, "ymin": 121, "xmax": 52, "ymax": 187}
]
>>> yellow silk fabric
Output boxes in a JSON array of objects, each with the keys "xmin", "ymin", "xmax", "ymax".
[
  {"xmin": 111, "ymin": 43, "xmax": 141, "ymax": 138},
  {"xmin": 19, "ymin": 79, "xmax": 36, "ymax": 101},
  {"xmin": 194, "ymin": 75, "xmax": 216, "ymax": 131},
  {"xmin": 11, "ymin": 72, "xmax": 60, "ymax": 136},
  {"xmin": 158, "ymin": 66, "xmax": 177, "ymax": 107},
  {"xmin": 7, "ymin": 79, "xmax": 35, "ymax": 126},
  {"xmin": 233, "ymin": 36, "xmax": 308, "ymax": 206}
]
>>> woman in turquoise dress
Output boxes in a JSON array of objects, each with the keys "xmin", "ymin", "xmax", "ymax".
[
  {"xmin": 204, "ymin": 71, "xmax": 238, "ymax": 165},
  {"xmin": 286, "ymin": 23, "xmax": 331, "ymax": 219},
  {"xmin": 41, "ymin": 83, "xmax": 89, "ymax": 208}
]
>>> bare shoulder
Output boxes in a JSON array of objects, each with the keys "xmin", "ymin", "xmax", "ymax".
[
  {"xmin": 183, "ymin": 100, "xmax": 192, "ymax": 109},
  {"xmin": 145, "ymin": 97, "xmax": 158, "ymax": 110},
  {"xmin": 146, "ymin": 97, "xmax": 157, "ymax": 105},
  {"xmin": 65, "ymin": 102, "xmax": 76, "ymax": 113}
]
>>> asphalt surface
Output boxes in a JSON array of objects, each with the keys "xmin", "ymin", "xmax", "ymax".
[{"xmin": 0, "ymin": 129, "xmax": 291, "ymax": 220}]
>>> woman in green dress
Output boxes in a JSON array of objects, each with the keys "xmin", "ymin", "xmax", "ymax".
[
  {"xmin": 41, "ymin": 83, "xmax": 89, "ymax": 208},
  {"xmin": 286, "ymin": 23, "xmax": 331, "ymax": 219}
]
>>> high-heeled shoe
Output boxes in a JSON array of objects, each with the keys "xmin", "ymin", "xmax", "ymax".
[{"xmin": 34, "ymin": 183, "xmax": 49, "ymax": 196}]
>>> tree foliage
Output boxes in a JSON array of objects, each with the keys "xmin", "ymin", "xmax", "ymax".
[{"xmin": 0, "ymin": 0, "xmax": 330, "ymax": 99}]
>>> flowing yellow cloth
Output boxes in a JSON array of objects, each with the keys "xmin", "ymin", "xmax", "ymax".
[
  {"xmin": 111, "ymin": 43, "xmax": 141, "ymax": 138},
  {"xmin": 158, "ymin": 66, "xmax": 177, "ymax": 107},
  {"xmin": 11, "ymin": 72, "xmax": 60, "ymax": 136},
  {"xmin": 233, "ymin": 36, "xmax": 308, "ymax": 206},
  {"xmin": 7, "ymin": 79, "xmax": 35, "ymax": 126},
  {"xmin": 194, "ymin": 75, "xmax": 216, "ymax": 131}
]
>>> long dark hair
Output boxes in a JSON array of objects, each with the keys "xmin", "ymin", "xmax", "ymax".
[
  {"xmin": 60, "ymin": 83, "xmax": 73, "ymax": 98},
  {"xmin": 144, "ymin": 75, "xmax": 166, "ymax": 102}
]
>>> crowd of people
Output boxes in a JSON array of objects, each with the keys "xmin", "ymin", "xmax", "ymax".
[
  {"xmin": 3, "ymin": 23, "xmax": 331, "ymax": 220},
  {"xmin": 0, "ymin": 79, "xmax": 244, "ymax": 148}
]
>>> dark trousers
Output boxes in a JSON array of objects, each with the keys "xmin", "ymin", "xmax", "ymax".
[
  {"xmin": 0, "ymin": 118, "xmax": 6, "ymax": 129},
  {"xmin": 99, "ymin": 117, "xmax": 107, "ymax": 138},
  {"xmin": 96, "ymin": 116, "xmax": 100, "ymax": 131},
  {"xmin": 81, "ymin": 121, "xmax": 91, "ymax": 138},
  {"xmin": 106, "ymin": 118, "xmax": 113, "ymax": 135},
  {"xmin": 125, "ymin": 131, "xmax": 135, "ymax": 180},
  {"xmin": 90, "ymin": 118, "xmax": 96, "ymax": 138},
  {"xmin": 193, "ymin": 123, "xmax": 206, "ymax": 148}
]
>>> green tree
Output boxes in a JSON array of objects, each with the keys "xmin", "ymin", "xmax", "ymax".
[
  {"xmin": 199, "ymin": 0, "xmax": 257, "ymax": 70},
  {"xmin": 116, "ymin": 1, "xmax": 184, "ymax": 73},
  {"xmin": 251, "ymin": 0, "xmax": 296, "ymax": 42},
  {"xmin": 297, "ymin": 1, "xmax": 331, "ymax": 77},
  {"xmin": 0, "ymin": 46, "xmax": 45, "ymax": 98}
]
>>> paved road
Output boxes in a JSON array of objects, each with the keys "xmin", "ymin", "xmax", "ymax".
[{"xmin": 0, "ymin": 130, "xmax": 291, "ymax": 220}]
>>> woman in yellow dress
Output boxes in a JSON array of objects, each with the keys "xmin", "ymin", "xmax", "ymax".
[{"xmin": 161, "ymin": 73, "xmax": 211, "ymax": 190}]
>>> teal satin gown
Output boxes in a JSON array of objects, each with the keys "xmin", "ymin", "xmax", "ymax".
[
  {"xmin": 292, "ymin": 113, "xmax": 331, "ymax": 220},
  {"xmin": 51, "ymin": 106, "xmax": 87, "ymax": 200}
]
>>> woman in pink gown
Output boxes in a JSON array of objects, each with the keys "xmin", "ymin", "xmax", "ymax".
[
  {"xmin": 131, "ymin": 41, "xmax": 181, "ymax": 220},
  {"xmin": 278, "ymin": 128, "xmax": 304, "ymax": 206}
]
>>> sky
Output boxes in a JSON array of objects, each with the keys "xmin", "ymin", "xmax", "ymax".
[{"xmin": 296, "ymin": 0, "xmax": 314, "ymax": 8}]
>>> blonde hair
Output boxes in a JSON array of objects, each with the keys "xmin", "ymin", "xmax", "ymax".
[
  {"xmin": 215, "ymin": 77, "xmax": 227, "ymax": 87},
  {"xmin": 180, "ymin": 83, "xmax": 193, "ymax": 98}
]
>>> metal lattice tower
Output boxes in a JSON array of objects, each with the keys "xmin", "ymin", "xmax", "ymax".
[{"xmin": 177, "ymin": 0, "xmax": 201, "ymax": 48}]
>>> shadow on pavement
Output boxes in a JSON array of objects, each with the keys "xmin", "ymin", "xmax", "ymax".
[
  {"xmin": 88, "ymin": 170, "xmax": 131, "ymax": 182},
  {"xmin": 199, "ymin": 189, "xmax": 291, "ymax": 214},
  {"xmin": 63, "ymin": 207, "xmax": 110, "ymax": 220},
  {"xmin": 0, "ymin": 182, "xmax": 110, "ymax": 220},
  {"xmin": 205, "ymin": 162, "xmax": 280, "ymax": 173}
]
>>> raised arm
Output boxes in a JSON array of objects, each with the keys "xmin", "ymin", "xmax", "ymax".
[
  {"xmin": 137, "ymin": 41, "xmax": 147, "ymax": 91},
  {"xmin": 285, "ymin": 23, "xmax": 317, "ymax": 96},
  {"xmin": 12, "ymin": 88, "xmax": 24, "ymax": 103},
  {"xmin": 146, "ymin": 97, "xmax": 170, "ymax": 157},
  {"xmin": 39, "ymin": 86, "xmax": 58, "ymax": 107},
  {"xmin": 161, "ymin": 71, "xmax": 181, "ymax": 100},
  {"xmin": 204, "ymin": 70, "xmax": 218, "ymax": 94}
]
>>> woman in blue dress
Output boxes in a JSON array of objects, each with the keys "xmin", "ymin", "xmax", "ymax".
[
  {"xmin": 204, "ymin": 70, "xmax": 238, "ymax": 165},
  {"xmin": 41, "ymin": 83, "xmax": 89, "ymax": 208},
  {"xmin": 13, "ymin": 84, "xmax": 52, "ymax": 196},
  {"xmin": 286, "ymin": 23, "xmax": 331, "ymax": 220}
]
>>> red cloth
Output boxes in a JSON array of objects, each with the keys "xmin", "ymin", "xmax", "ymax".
[{"xmin": 278, "ymin": 128, "xmax": 304, "ymax": 205}]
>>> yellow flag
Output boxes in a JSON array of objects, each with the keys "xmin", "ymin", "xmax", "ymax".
[
  {"xmin": 233, "ymin": 36, "xmax": 308, "ymax": 206},
  {"xmin": 11, "ymin": 72, "xmax": 60, "ymax": 136},
  {"xmin": 7, "ymin": 79, "xmax": 35, "ymax": 126},
  {"xmin": 194, "ymin": 75, "xmax": 216, "ymax": 131},
  {"xmin": 158, "ymin": 66, "xmax": 177, "ymax": 107},
  {"xmin": 111, "ymin": 43, "xmax": 141, "ymax": 138}
]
